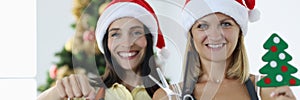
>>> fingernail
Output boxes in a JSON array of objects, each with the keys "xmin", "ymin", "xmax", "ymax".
[{"xmin": 270, "ymin": 92, "xmax": 275, "ymax": 97}]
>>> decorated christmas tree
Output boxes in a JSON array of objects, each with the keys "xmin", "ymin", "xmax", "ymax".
[
  {"xmin": 38, "ymin": 0, "xmax": 111, "ymax": 92},
  {"xmin": 257, "ymin": 33, "xmax": 300, "ymax": 87}
]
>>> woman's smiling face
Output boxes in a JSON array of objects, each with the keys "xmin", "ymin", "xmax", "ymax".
[
  {"xmin": 107, "ymin": 17, "xmax": 147, "ymax": 71},
  {"xmin": 191, "ymin": 13, "xmax": 240, "ymax": 62}
]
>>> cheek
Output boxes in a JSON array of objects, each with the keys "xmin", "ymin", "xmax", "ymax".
[
  {"xmin": 135, "ymin": 36, "xmax": 147, "ymax": 48},
  {"xmin": 191, "ymin": 33, "xmax": 205, "ymax": 53},
  {"xmin": 225, "ymin": 32, "xmax": 239, "ymax": 44},
  {"xmin": 224, "ymin": 32, "xmax": 239, "ymax": 53},
  {"xmin": 107, "ymin": 39, "xmax": 113, "ymax": 52},
  {"xmin": 191, "ymin": 31, "xmax": 205, "ymax": 44},
  {"xmin": 193, "ymin": 38, "xmax": 203, "ymax": 55}
]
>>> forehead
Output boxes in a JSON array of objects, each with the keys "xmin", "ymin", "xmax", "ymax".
[
  {"xmin": 198, "ymin": 13, "xmax": 234, "ymax": 21},
  {"xmin": 109, "ymin": 17, "xmax": 144, "ymax": 29}
]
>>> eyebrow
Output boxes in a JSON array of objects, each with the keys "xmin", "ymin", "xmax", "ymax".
[
  {"xmin": 130, "ymin": 26, "xmax": 143, "ymax": 30},
  {"xmin": 197, "ymin": 17, "xmax": 233, "ymax": 23},
  {"xmin": 219, "ymin": 18, "xmax": 234, "ymax": 22},
  {"xmin": 108, "ymin": 26, "xmax": 143, "ymax": 32},
  {"xmin": 108, "ymin": 28, "xmax": 120, "ymax": 32},
  {"xmin": 196, "ymin": 20, "xmax": 207, "ymax": 23}
]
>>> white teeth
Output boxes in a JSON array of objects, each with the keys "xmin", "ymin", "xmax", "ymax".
[
  {"xmin": 207, "ymin": 44, "xmax": 224, "ymax": 48},
  {"xmin": 118, "ymin": 52, "xmax": 137, "ymax": 57}
]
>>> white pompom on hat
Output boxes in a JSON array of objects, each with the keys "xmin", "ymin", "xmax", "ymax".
[
  {"xmin": 182, "ymin": 0, "xmax": 260, "ymax": 36},
  {"xmin": 95, "ymin": 0, "xmax": 166, "ymax": 54}
]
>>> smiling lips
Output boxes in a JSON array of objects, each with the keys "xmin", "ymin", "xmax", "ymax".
[
  {"xmin": 118, "ymin": 51, "xmax": 139, "ymax": 59},
  {"xmin": 206, "ymin": 43, "xmax": 225, "ymax": 49}
]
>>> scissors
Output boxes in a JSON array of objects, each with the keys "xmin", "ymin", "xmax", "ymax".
[
  {"xmin": 149, "ymin": 68, "xmax": 180, "ymax": 100},
  {"xmin": 181, "ymin": 50, "xmax": 200, "ymax": 100}
]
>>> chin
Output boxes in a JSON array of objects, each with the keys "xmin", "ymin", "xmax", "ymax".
[{"xmin": 120, "ymin": 63, "xmax": 138, "ymax": 70}]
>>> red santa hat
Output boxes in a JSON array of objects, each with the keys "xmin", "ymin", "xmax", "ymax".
[
  {"xmin": 95, "ymin": 0, "xmax": 166, "ymax": 54},
  {"xmin": 182, "ymin": 0, "xmax": 260, "ymax": 35}
]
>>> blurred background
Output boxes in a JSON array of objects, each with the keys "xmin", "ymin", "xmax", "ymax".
[{"xmin": 0, "ymin": 0, "xmax": 299, "ymax": 99}]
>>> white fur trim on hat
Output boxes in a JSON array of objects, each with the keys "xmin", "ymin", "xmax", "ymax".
[
  {"xmin": 155, "ymin": 47, "xmax": 169, "ymax": 66},
  {"xmin": 95, "ymin": 2, "xmax": 158, "ymax": 54},
  {"xmin": 182, "ymin": 0, "xmax": 251, "ymax": 36}
]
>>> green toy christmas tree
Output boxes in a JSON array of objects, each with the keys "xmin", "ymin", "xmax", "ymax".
[{"xmin": 257, "ymin": 33, "xmax": 300, "ymax": 87}]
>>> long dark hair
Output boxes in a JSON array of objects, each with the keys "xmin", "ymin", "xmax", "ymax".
[{"xmin": 101, "ymin": 25, "xmax": 160, "ymax": 97}]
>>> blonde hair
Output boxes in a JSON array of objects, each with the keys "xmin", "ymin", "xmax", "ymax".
[{"xmin": 226, "ymin": 35, "xmax": 249, "ymax": 83}]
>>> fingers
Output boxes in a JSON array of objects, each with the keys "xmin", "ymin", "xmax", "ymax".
[
  {"xmin": 270, "ymin": 86, "xmax": 296, "ymax": 100},
  {"xmin": 55, "ymin": 79, "xmax": 66, "ymax": 98},
  {"xmin": 55, "ymin": 74, "xmax": 94, "ymax": 99},
  {"xmin": 273, "ymin": 96, "xmax": 291, "ymax": 100},
  {"xmin": 62, "ymin": 76, "xmax": 75, "ymax": 98},
  {"xmin": 86, "ymin": 88, "xmax": 96, "ymax": 100},
  {"xmin": 69, "ymin": 74, "xmax": 82, "ymax": 97},
  {"xmin": 78, "ymin": 74, "xmax": 92, "ymax": 97}
]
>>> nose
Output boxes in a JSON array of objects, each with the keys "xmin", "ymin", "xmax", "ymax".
[
  {"xmin": 120, "ymin": 34, "xmax": 134, "ymax": 48},
  {"xmin": 206, "ymin": 27, "xmax": 223, "ymax": 41}
]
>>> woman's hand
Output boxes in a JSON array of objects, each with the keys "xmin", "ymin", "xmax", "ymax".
[
  {"xmin": 269, "ymin": 86, "xmax": 296, "ymax": 100},
  {"xmin": 55, "ymin": 74, "xmax": 96, "ymax": 100}
]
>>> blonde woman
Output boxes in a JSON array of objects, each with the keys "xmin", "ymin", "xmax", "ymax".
[{"xmin": 153, "ymin": 0, "xmax": 296, "ymax": 100}]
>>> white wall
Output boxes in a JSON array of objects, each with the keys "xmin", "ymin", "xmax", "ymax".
[
  {"xmin": 37, "ymin": 0, "xmax": 74, "ymax": 93},
  {"xmin": 37, "ymin": 0, "xmax": 300, "ymax": 98},
  {"xmin": 0, "ymin": 0, "xmax": 37, "ymax": 99},
  {"xmin": 246, "ymin": 0, "xmax": 300, "ymax": 97}
]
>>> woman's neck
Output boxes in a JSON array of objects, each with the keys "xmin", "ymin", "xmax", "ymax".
[
  {"xmin": 121, "ymin": 69, "xmax": 142, "ymax": 91},
  {"xmin": 199, "ymin": 58, "xmax": 229, "ymax": 82}
]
